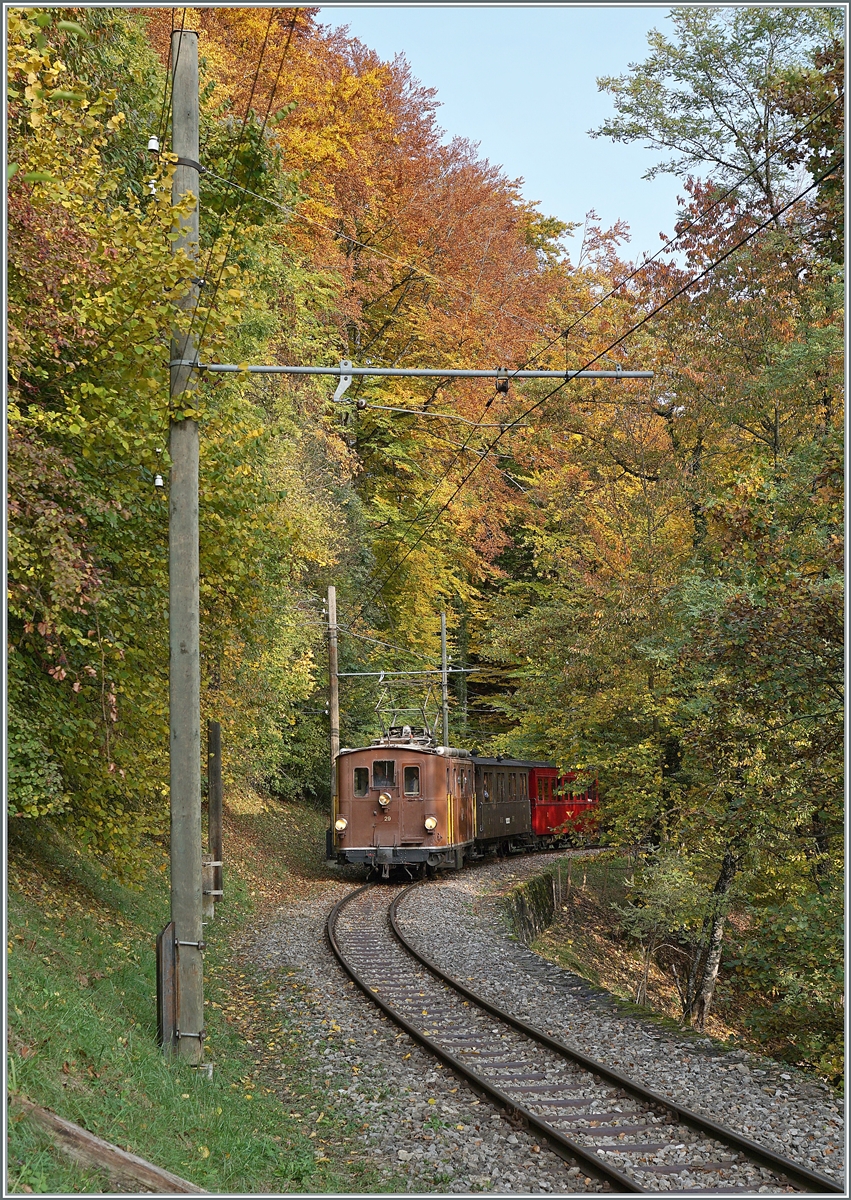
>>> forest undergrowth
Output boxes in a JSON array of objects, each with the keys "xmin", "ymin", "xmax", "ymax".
[{"xmin": 6, "ymin": 793, "xmax": 407, "ymax": 1196}]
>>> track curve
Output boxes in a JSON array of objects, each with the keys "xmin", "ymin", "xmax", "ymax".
[{"xmin": 327, "ymin": 883, "xmax": 842, "ymax": 1195}]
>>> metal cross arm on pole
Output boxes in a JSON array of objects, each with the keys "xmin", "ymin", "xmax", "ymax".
[
  {"xmin": 335, "ymin": 668, "xmax": 476, "ymax": 677},
  {"xmin": 170, "ymin": 361, "xmax": 652, "ymax": 381}
]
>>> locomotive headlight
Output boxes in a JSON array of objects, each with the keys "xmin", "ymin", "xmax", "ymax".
[
  {"xmin": 424, "ymin": 815, "xmax": 438, "ymax": 832},
  {"xmin": 335, "ymin": 817, "xmax": 348, "ymax": 832},
  {"xmin": 378, "ymin": 792, "xmax": 392, "ymax": 807}
]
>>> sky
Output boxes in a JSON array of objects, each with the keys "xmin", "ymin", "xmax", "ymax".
[{"xmin": 317, "ymin": 4, "xmax": 686, "ymax": 263}]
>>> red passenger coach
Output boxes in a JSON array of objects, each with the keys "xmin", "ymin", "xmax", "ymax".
[{"xmin": 529, "ymin": 767, "xmax": 598, "ymax": 844}]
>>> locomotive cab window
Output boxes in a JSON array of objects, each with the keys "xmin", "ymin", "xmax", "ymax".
[
  {"xmin": 373, "ymin": 760, "xmax": 396, "ymax": 787},
  {"xmin": 353, "ymin": 767, "xmax": 369, "ymax": 796},
  {"xmin": 404, "ymin": 766, "xmax": 420, "ymax": 796}
]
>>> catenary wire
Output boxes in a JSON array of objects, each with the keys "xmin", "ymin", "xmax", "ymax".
[
  {"xmin": 523, "ymin": 89, "xmax": 846, "ymax": 375},
  {"xmin": 170, "ymin": 67, "xmax": 840, "ymax": 662},
  {"xmin": 195, "ymin": 98, "xmax": 845, "ymax": 589},
  {"xmin": 198, "ymin": 90, "xmax": 843, "ymax": 396},
  {"xmin": 348, "ymin": 159, "xmax": 842, "ymax": 619},
  {"xmin": 363, "ymin": 403, "xmax": 527, "ymax": 429}
]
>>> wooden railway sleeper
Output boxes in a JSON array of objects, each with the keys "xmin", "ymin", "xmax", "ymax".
[{"xmin": 387, "ymin": 882, "xmax": 843, "ymax": 1195}]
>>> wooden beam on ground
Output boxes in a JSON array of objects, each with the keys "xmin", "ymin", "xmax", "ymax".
[{"xmin": 11, "ymin": 1095, "xmax": 208, "ymax": 1193}]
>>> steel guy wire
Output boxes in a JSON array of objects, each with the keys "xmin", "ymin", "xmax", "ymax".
[
  {"xmin": 377, "ymin": 148, "xmax": 845, "ymax": 571},
  {"xmin": 154, "ymin": 9, "xmax": 176, "ymax": 147},
  {"xmin": 155, "ymin": 8, "xmax": 179, "ymax": 149},
  {"xmin": 182, "ymin": 11, "xmax": 284, "ymax": 365},
  {"xmin": 363, "ymin": 403, "xmax": 528, "ymax": 428},
  {"xmin": 336, "ymin": 625, "xmax": 440, "ymax": 665},
  {"xmin": 350, "ymin": 159, "xmax": 843, "ymax": 617},
  {"xmin": 192, "ymin": 14, "xmax": 301, "ymax": 362}
]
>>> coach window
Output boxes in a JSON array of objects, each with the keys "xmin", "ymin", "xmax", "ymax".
[
  {"xmin": 483, "ymin": 771, "xmax": 492, "ymax": 801},
  {"xmin": 497, "ymin": 773, "xmax": 505, "ymax": 802},
  {"xmin": 520, "ymin": 774, "xmax": 527, "ymax": 799},
  {"xmin": 354, "ymin": 767, "xmax": 369, "ymax": 796},
  {"xmin": 508, "ymin": 773, "xmax": 517, "ymax": 799},
  {"xmin": 373, "ymin": 760, "xmax": 396, "ymax": 787},
  {"xmin": 404, "ymin": 766, "xmax": 420, "ymax": 796}
]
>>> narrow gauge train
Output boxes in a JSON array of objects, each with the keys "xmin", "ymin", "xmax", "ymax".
[{"xmin": 330, "ymin": 727, "xmax": 598, "ymax": 878}]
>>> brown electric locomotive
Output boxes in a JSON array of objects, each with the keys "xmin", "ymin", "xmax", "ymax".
[
  {"xmin": 330, "ymin": 727, "xmax": 597, "ymax": 877},
  {"xmin": 332, "ymin": 728, "xmax": 474, "ymax": 877}
]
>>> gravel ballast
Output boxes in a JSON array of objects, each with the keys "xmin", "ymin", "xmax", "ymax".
[
  {"xmin": 396, "ymin": 855, "xmax": 845, "ymax": 1190},
  {"xmin": 245, "ymin": 853, "xmax": 844, "ymax": 1193}
]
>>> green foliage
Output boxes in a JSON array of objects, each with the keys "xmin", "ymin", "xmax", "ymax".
[
  {"xmin": 6, "ymin": 688, "xmax": 68, "ymax": 819},
  {"xmin": 6, "ymin": 5, "xmax": 842, "ymax": 1077},
  {"xmin": 723, "ymin": 884, "xmax": 844, "ymax": 1080},
  {"xmin": 615, "ymin": 851, "xmax": 707, "ymax": 948},
  {"xmin": 592, "ymin": 6, "xmax": 842, "ymax": 212},
  {"xmin": 5, "ymin": 7, "xmax": 361, "ymax": 861}
]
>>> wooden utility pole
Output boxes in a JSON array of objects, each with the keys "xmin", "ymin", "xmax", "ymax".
[
  {"xmin": 441, "ymin": 611, "xmax": 449, "ymax": 748},
  {"xmin": 168, "ymin": 28, "xmax": 203, "ymax": 1063},
  {"xmin": 328, "ymin": 586, "xmax": 340, "ymax": 850}
]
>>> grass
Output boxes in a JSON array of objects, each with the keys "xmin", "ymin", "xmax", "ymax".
[{"xmin": 6, "ymin": 791, "xmax": 407, "ymax": 1194}]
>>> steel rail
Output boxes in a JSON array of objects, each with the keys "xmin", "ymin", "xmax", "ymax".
[
  {"xmin": 389, "ymin": 883, "xmax": 843, "ymax": 1196},
  {"xmin": 327, "ymin": 885, "xmax": 641, "ymax": 1192}
]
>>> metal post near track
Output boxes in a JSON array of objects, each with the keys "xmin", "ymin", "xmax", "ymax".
[
  {"xmin": 168, "ymin": 27, "xmax": 203, "ymax": 1064},
  {"xmin": 205, "ymin": 720, "xmax": 224, "ymax": 918},
  {"xmin": 441, "ymin": 612, "xmax": 449, "ymax": 748},
  {"xmin": 328, "ymin": 586, "xmax": 340, "ymax": 856}
]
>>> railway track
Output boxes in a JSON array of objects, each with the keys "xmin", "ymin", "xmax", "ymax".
[{"xmin": 327, "ymin": 883, "xmax": 843, "ymax": 1195}]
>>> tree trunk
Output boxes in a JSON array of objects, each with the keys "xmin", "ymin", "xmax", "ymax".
[{"xmin": 686, "ymin": 849, "xmax": 737, "ymax": 1030}]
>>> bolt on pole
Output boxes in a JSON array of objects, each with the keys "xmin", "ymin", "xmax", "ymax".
[
  {"xmin": 168, "ymin": 28, "xmax": 203, "ymax": 1064},
  {"xmin": 441, "ymin": 612, "xmax": 450, "ymax": 748},
  {"xmin": 328, "ymin": 587, "xmax": 340, "ymax": 855}
]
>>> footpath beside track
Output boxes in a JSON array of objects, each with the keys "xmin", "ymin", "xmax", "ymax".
[{"xmin": 328, "ymin": 883, "xmax": 842, "ymax": 1195}]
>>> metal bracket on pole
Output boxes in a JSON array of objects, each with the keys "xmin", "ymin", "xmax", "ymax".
[
  {"xmin": 193, "ymin": 363, "xmax": 653, "ymax": 381},
  {"xmin": 175, "ymin": 155, "xmax": 204, "ymax": 174},
  {"xmin": 332, "ymin": 360, "xmax": 353, "ymax": 402}
]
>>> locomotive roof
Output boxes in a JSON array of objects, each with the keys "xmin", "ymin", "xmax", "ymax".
[{"xmin": 338, "ymin": 743, "xmax": 471, "ymax": 758}]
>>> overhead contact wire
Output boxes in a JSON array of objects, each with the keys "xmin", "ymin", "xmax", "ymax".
[{"xmin": 353, "ymin": 159, "xmax": 842, "ymax": 611}]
